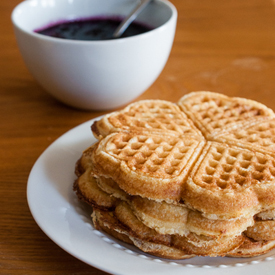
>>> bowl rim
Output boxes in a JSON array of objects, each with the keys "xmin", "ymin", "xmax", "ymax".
[{"xmin": 11, "ymin": 0, "xmax": 177, "ymax": 45}]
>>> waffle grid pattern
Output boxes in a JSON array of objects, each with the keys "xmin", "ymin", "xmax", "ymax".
[
  {"xmin": 108, "ymin": 133, "xmax": 201, "ymax": 177},
  {"xmin": 100, "ymin": 92, "xmax": 275, "ymax": 194},
  {"xmin": 178, "ymin": 92, "xmax": 274, "ymax": 138},
  {"xmin": 196, "ymin": 143, "xmax": 275, "ymax": 190},
  {"xmin": 108, "ymin": 100, "xmax": 201, "ymax": 137},
  {"xmin": 216, "ymin": 118, "xmax": 275, "ymax": 155}
]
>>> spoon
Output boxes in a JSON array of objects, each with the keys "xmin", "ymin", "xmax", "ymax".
[{"xmin": 113, "ymin": 0, "xmax": 152, "ymax": 38}]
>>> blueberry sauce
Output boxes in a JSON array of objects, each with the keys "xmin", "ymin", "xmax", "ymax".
[{"xmin": 35, "ymin": 17, "xmax": 153, "ymax": 40}]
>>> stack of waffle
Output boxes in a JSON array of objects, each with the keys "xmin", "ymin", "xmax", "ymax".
[{"xmin": 74, "ymin": 91, "xmax": 275, "ymax": 259}]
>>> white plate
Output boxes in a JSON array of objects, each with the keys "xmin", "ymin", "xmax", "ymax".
[{"xmin": 27, "ymin": 117, "xmax": 275, "ymax": 275}]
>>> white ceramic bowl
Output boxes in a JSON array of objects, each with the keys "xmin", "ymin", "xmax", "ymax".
[{"xmin": 12, "ymin": 0, "xmax": 177, "ymax": 110}]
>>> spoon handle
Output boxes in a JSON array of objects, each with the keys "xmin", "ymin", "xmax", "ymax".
[{"xmin": 113, "ymin": 0, "xmax": 152, "ymax": 38}]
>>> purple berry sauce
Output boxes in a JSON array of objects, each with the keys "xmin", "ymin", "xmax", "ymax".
[{"xmin": 35, "ymin": 17, "xmax": 153, "ymax": 40}]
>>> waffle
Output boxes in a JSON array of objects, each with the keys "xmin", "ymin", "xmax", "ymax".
[
  {"xmin": 73, "ymin": 168, "xmax": 117, "ymax": 210},
  {"xmin": 94, "ymin": 206, "xmax": 271, "ymax": 259},
  {"xmin": 92, "ymin": 100, "xmax": 202, "ymax": 139},
  {"xmin": 91, "ymin": 199, "xmax": 244, "ymax": 258},
  {"xmin": 227, "ymin": 237, "xmax": 275, "ymax": 258},
  {"xmin": 256, "ymin": 208, "xmax": 275, "ymax": 220},
  {"xmin": 74, "ymin": 151, "xmax": 275, "ymax": 257},
  {"xmin": 75, "ymin": 158, "xmax": 254, "ymax": 238},
  {"xmin": 245, "ymin": 220, "xmax": 275, "ymax": 241},
  {"xmin": 91, "ymin": 132, "xmax": 205, "ymax": 203},
  {"xmin": 214, "ymin": 118, "xmax": 275, "ymax": 155},
  {"xmin": 184, "ymin": 141, "xmax": 275, "ymax": 219},
  {"xmin": 92, "ymin": 208, "xmax": 194, "ymax": 260},
  {"xmin": 130, "ymin": 196, "xmax": 254, "ymax": 238},
  {"xmin": 91, "ymin": 132, "xmax": 275, "ymax": 219},
  {"xmin": 177, "ymin": 91, "xmax": 274, "ymax": 139},
  {"xmin": 74, "ymin": 91, "xmax": 275, "ymax": 259}
]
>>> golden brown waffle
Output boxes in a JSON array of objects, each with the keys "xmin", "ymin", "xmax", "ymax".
[
  {"xmin": 114, "ymin": 201, "xmax": 244, "ymax": 257},
  {"xmin": 75, "ymin": 151, "xmax": 254, "ymax": 238},
  {"xmin": 184, "ymin": 141, "xmax": 275, "ymax": 219},
  {"xmin": 92, "ymin": 100, "xmax": 202, "ymax": 139},
  {"xmin": 74, "ymin": 145, "xmax": 117, "ymax": 209},
  {"xmin": 74, "ymin": 151, "xmax": 275, "ymax": 257},
  {"xmin": 92, "ymin": 200, "xmax": 244, "ymax": 258},
  {"xmin": 90, "ymin": 134, "xmax": 275, "ymax": 219},
  {"xmin": 92, "ymin": 209, "xmax": 133, "ymax": 245},
  {"xmin": 131, "ymin": 196, "xmax": 254, "ymax": 238},
  {"xmin": 92, "ymin": 208, "xmax": 194, "ymax": 260},
  {"xmin": 91, "ymin": 132, "xmax": 205, "ymax": 203},
  {"xmin": 227, "ymin": 237, "xmax": 275, "ymax": 258},
  {"xmin": 256, "ymin": 208, "xmax": 275, "ymax": 220},
  {"xmin": 73, "ymin": 168, "xmax": 117, "ymax": 210},
  {"xmin": 74, "ymin": 91, "xmax": 275, "ymax": 259},
  {"xmin": 214, "ymin": 118, "xmax": 275, "ymax": 155},
  {"xmin": 177, "ymin": 91, "xmax": 274, "ymax": 139},
  {"xmin": 245, "ymin": 208, "xmax": 275, "ymax": 241},
  {"xmin": 91, "ymin": 193, "xmax": 275, "ymax": 258},
  {"xmin": 96, "ymin": 175, "xmax": 131, "ymax": 203},
  {"xmin": 245, "ymin": 220, "xmax": 275, "ymax": 241}
]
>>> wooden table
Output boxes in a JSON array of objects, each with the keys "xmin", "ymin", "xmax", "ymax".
[{"xmin": 1, "ymin": 0, "xmax": 275, "ymax": 274}]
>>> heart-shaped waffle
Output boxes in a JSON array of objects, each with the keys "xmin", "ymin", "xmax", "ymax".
[
  {"xmin": 75, "ymin": 91, "xmax": 275, "ymax": 258},
  {"xmin": 91, "ymin": 92, "xmax": 275, "ymax": 219},
  {"xmin": 214, "ymin": 118, "xmax": 275, "ymax": 155},
  {"xmin": 178, "ymin": 91, "xmax": 274, "ymax": 139},
  {"xmin": 92, "ymin": 99, "xmax": 202, "ymax": 139},
  {"xmin": 91, "ymin": 132, "xmax": 205, "ymax": 203}
]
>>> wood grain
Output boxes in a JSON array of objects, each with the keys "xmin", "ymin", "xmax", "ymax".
[{"xmin": 1, "ymin": 0, "xmax": 275, "ymax": 273}]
